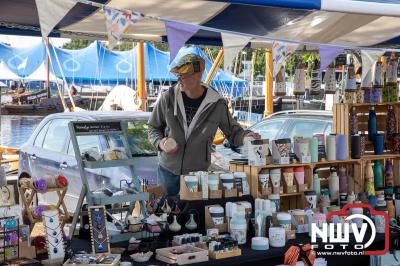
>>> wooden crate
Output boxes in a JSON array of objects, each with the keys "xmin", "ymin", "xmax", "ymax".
[{"xmin": 333, "ymin": 102, "xmax": 400, "ymax": 158}]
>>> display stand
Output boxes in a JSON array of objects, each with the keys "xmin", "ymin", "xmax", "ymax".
[
  {"xmin": 230, "ymin": 159, "xmax": 363, "ymax": 211},
  {"xmin": 0, "ymin": 216, "xmax": 19, "ymax": 264},
  {"xmin": 19, "ymin": 181, "xmax": 69, "ymax": 231},
  {"xmin": 68, "ymin": 121, "xmax": 149, "ymax": 243},
  {"xmin": 333, "ymin": 102, "xmax": 400, "ymax": 187}
]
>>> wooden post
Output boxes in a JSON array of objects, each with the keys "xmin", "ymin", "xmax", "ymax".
[
  {"xmin": 136, "ymin": 42, "xmax": 146, "ymax": 111},
  {"xmin": 205, "ymin": 49, "xmax": 224, "ymax": 85},
  {"xmin": 264, "ymin": 48, "xmax": 273, "ymax": 116}
]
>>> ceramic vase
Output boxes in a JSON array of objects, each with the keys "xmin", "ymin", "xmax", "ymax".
[
  {"xmin": 169, "ymin": 215, "xmax": 181, "ymax": 232},
  {"xmin": 185, "ymin": 214, "xmax": 197, "ymax": 231}
]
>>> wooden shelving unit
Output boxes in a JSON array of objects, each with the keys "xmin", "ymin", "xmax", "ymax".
[{"xmin": 19, "ymin": 181, "xmax": 69, "ymax": 231}]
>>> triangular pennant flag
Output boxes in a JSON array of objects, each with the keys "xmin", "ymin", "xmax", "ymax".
[
  {"xmin": 221, "ymin": 32, "xmax": 251, "ymax": 72},
  {"xmin": 272, "ymin": 41, "xmax": 299, "ymax": 77},
  {"xmin": 318, "ymin": 46, "xmax": 343, "ymax": 74},
  {"xmin": 103, "ymin": 6, "xmax": 139, "ymax": 50},
  {"xmin": 165, "ymin": 21, "xmax": 199, "ymax": 62},
  {"xmin": 361, "ymin": 50, "xmax": 385, "ymax": 82},
  {"xmin": 35, "ymin": 0, "xmax": 76, "ymax": 37}
]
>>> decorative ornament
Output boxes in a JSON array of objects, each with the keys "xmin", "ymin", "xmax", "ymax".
[
  {"xmin": 275, "ymin": 66, "xmax": 286, "ymax": 96},
  {"xmin": 324, "ymin": 62, "xmax": 337, "ymax": 94},
  {"xmin": 293, "ymin": 62, "xmax": 306, "ymax": 96},
  {"xmin": 310, "ymin": 59, "xmax": 321, "ymax": 96}
]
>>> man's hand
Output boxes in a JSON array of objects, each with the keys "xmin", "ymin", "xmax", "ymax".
[
  {"xmin": 245, "ymin": 131, "xmax": 261, "ymax": 140},
  {"xmin": 159, "ymin": 137, "xmax": 178, "ymax": 154}
]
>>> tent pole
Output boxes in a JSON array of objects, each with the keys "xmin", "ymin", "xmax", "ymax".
[
  {"xmin": 45, "ymin": 37, "xmax": 50, "ymax": 98},
  {"xmin": 264, "ymin": 48, "xmax": 273, "ymax": 116},
  {"xmin": 205, "ymin": 49, "xmax": 224, "ymax": 85},
  {"xmin": 43, "ymin": 38, "xmax": 68, "ymax": 112},
  {"xmin": 136, "ymin": 42, "xmax": 146, "ymax": 111},
  {"xmin": 48, "ymin": 40, "xmax": 76, "ymax": 111}
]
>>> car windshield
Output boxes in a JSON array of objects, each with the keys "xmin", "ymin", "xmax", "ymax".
[{"xmin": 123, "ymin": 120, "xmax": 157, "ymax": 156}]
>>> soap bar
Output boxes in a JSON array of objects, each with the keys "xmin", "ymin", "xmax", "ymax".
[{"xmin": 164, "ymin": 138, "xmax": 177, "ymax": 150}]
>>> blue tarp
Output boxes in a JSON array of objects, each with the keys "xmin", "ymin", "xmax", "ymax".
[{"xmin": 0, "ymin": 41, "xmax": 247, "ymax": 96}]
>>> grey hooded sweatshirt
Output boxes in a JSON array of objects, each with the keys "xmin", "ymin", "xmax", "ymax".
[{"xmin": 148, "ymin": 83, "xmax": 246, "ymax": 175}]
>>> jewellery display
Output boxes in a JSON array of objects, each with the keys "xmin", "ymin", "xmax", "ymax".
[
  {"xmin": 88, "ymin": 206, "xmax": 110, "ymax": 254},
  {"xmin": 0, "ymin": 185, "xmax": 14, "ymax": 207},
  {"xmin": 42, "ymin": 210, "xmax": 64, "ymax": 260},
  {"xmin": 0, "ymin": 215, "xmax": 20, "ymax": 263}
]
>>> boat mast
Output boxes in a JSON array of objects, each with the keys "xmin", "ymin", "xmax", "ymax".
[
  {"xmin": 136, "ymin": 42, "xmax": 146, "ymax": 111},
  {"xmin": 264, "ymin": 48, "xmax": 273, "ymax": 116},
  {"xmin": 205, "ymin": 49, "xmax": 224, "ymax": 84},
  {"xmin": 42, "ymin": 38, "xmax": 68, "ymax": 111},
  {"xmin": 45, "ymin": 37, "xmax": 50, "ymax": 98}
]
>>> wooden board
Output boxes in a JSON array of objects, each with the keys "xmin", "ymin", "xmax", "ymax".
[{"xmin": 88, "ymin": 206, "xmax": 110, "ymax": 254}]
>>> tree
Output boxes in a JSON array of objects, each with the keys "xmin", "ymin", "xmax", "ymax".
[{"xmin": 62, "ymin": 39, "xmax": 93, "ymax": 50}]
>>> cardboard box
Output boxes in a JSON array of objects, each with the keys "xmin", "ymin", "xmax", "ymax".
[
  {"xmin": 283, "ymin": 177, "xmax": 297, "ymax": 194},
  {"xmin": 204, "ymin": 205, "xmax": 228, "ymax": 233},
  {"xmin": 156, "ymin": 245, "xmax": 208, "ymax": 265}
]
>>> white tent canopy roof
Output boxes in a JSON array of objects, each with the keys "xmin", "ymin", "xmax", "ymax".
[
  {"xmin": 23, "ymin": 62, "xmax": 61, "ymax": 82},
  {"xmin": 0, "ymin": 61, "xmax": 21, "ymax": 80}
]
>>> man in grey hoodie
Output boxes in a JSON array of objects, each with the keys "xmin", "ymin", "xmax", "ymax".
[{"xmin": 148, "ymin": 54, "xmax": 259, "ymax": 196}]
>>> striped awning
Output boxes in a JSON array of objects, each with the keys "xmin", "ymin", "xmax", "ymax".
[{"xmin": 2, "ymin": 0, "xmax": 400, "ymax": 48}]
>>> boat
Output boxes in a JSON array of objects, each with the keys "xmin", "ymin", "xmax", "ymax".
[{"xmin": 2, "ymin": 95, "xmax": 82, "ymax": 115}]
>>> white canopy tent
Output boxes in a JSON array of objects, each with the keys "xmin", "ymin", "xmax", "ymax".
[
  {"xmin": 99, "ymin": 85, "xmax": 140, "ymax": 111},
  {"xmin": 0, "ymin": 61, "xmax": 21, "ymax": 80},
  {"xmin": 23, "ymin": 62, "xmax": 61, "ymax": 82}
]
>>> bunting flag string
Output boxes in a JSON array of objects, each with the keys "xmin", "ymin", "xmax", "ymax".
[
  {"xmin": 103, "ymin": 6, "xmax": 139, "ymax": 50},
  {"xmin": 272, "ymin": 42, "xmax": 299, "ymax": 77},
  {"xmin": 35, "ymin": 0, "xmax": 76, "ymax": 37},
  {"xmin": 221, "ymin": 33, "xmax": 251, "ymax": 72},
  {"xmin": 319, "ymin": 46, "xmax": 343, "ymax": 74},
  {"xmin": 164, "ymin": 21, "xmax": 199, "ymax": 62},
  {"xmin": 41, "ymin": 0, "xmax": 400, "ymax": 56},
  {"xmin": 361, "ymin": 50, "xmax": 385, "ymax": 82}
]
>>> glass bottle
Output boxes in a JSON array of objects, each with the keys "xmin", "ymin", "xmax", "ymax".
[
  {"xmin": 365, "ymin": 162, "xmax": 376, "ymax": 196},
  {"xmin": 350, "ymin": 107, "xmax": 358, "ymax": 135},
  {"xmin": 373, "ymin": 160, "xmax": 383, "ymax": 188},
  {"xmin": 338, "ymin": 167, "xmax": 348, "ymax": 194},
  {"xmin": 385, "ymin": 159, "xmax": 394, "ymax": 187},
  {"xmin": 386, "ymin": 105, "xmax": 397, "ymax": 140},
  {"xmin": 368, "ymin": 107, "xmax": 377, "ymax": 141},
  {"xmin": 313, "ymin": 169, "xmax": 321, "ymax": 200},
  {"xmin": 329, "ymin": 167, "xmax": 339, "ymax": 201}
]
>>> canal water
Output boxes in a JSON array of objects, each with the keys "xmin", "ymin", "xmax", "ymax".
[{"xmin": 0, "ymin": 115, "xmax": 43, "ymax": 148}]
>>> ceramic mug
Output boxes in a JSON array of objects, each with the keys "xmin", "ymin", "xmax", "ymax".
[
  {"xmin": 208, "ymin": 179, "xmax": 219, "ymax": 191},
  {"xmin": 277, "ymin": 212, "xmax": 292, "ymax": 232},
  {"xmin": 268, "ymin": 194, "xmax": 281, "ymax": 212},
  {"xmin": 209, "ymin": 206, "xmax": 224, "ymax": 225},
  {"xmin": 292, "ymin": 209, "xmax": 305, "ymax": 225},
  {"xmin": 220, "ymin": 173, "xmax": 234, "ymax": 190},
  {"xmin": 184, "ymin": 175, "xmax": 198, "ymax": 192},
  {"xmin": 305, "ymin": 191, "xmax": 317, "ymax": 209}
]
